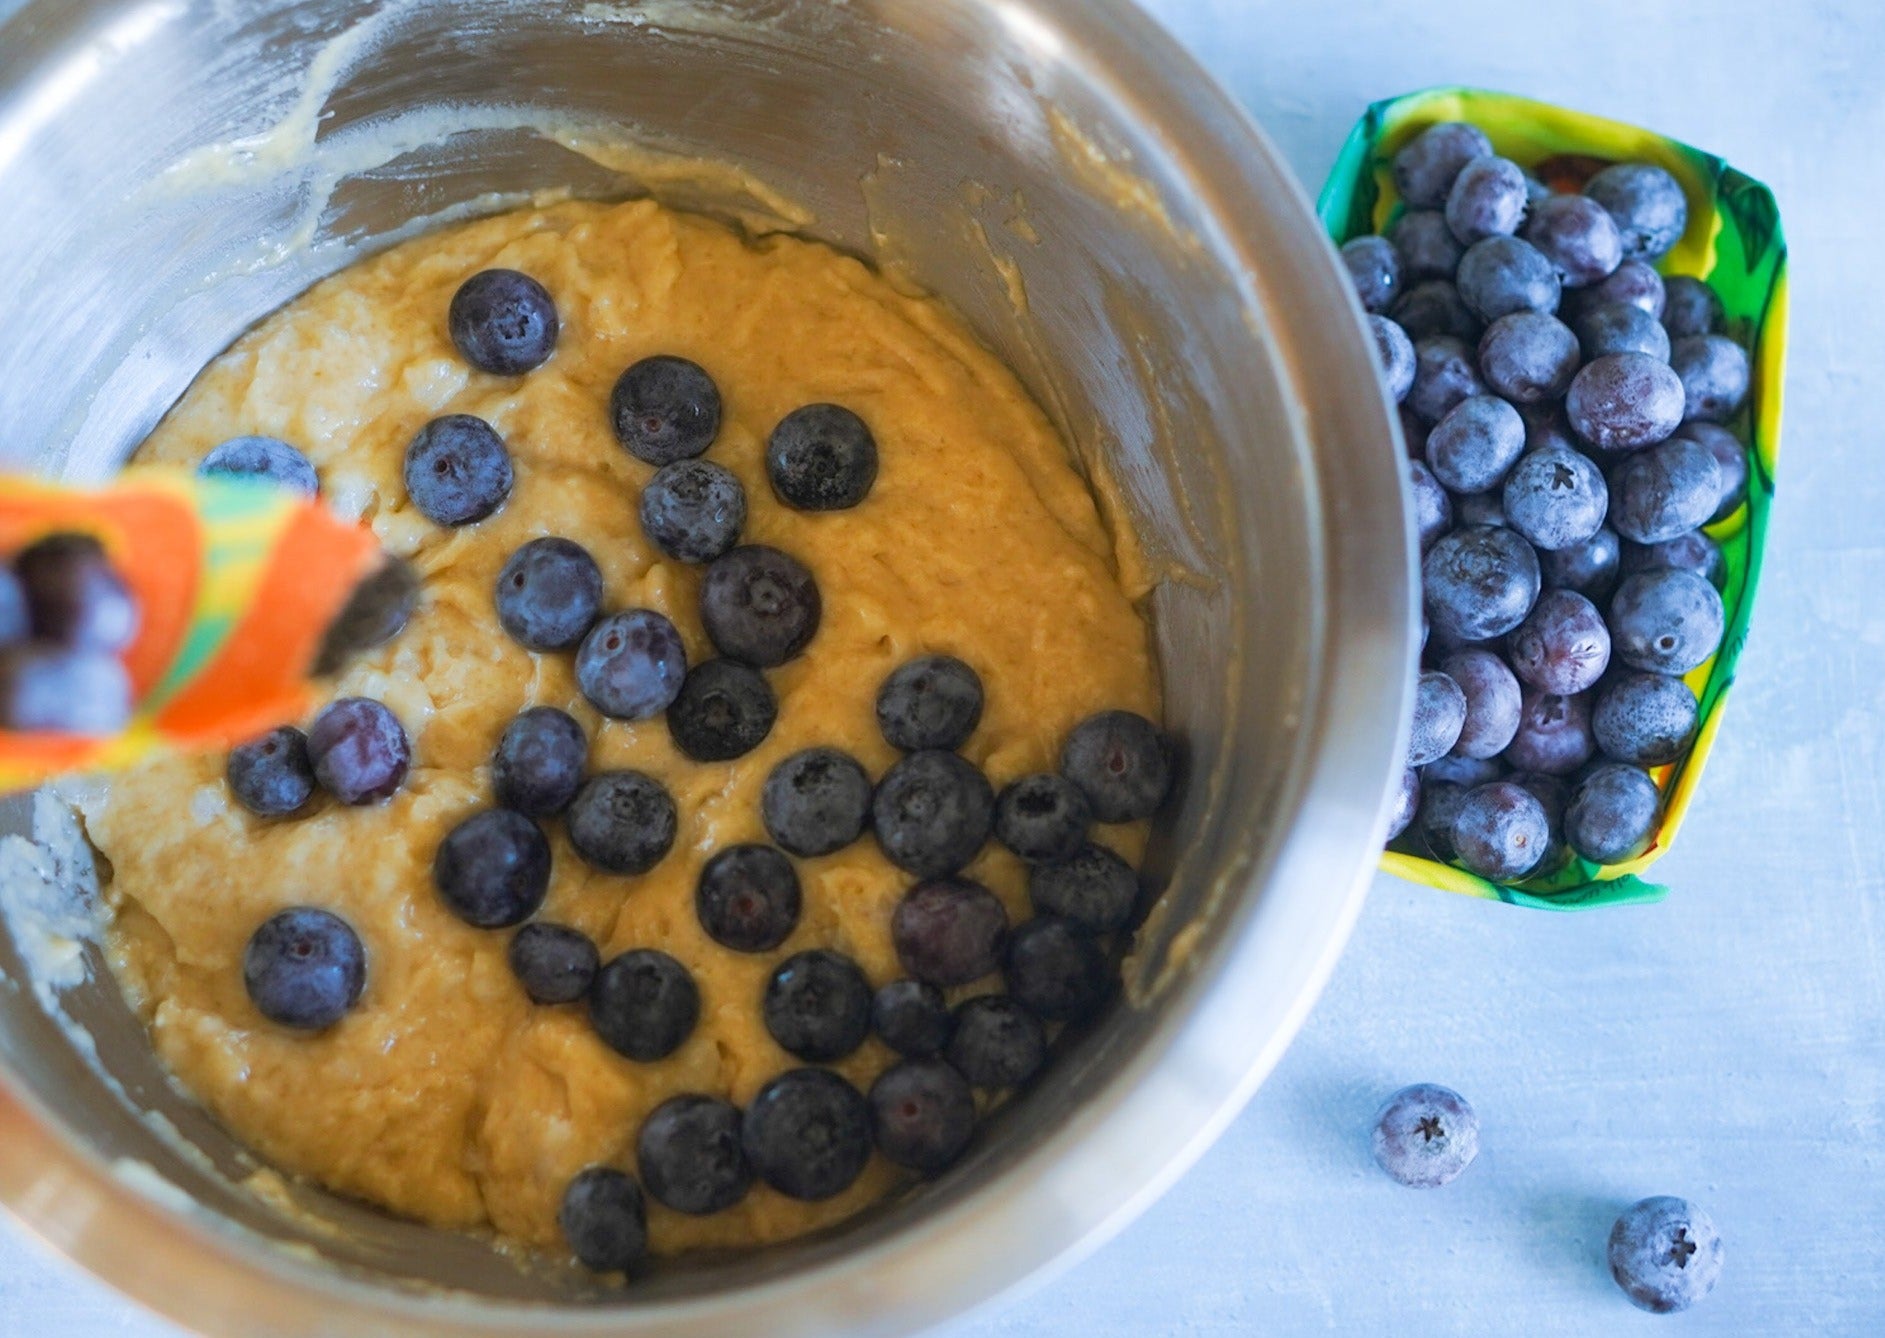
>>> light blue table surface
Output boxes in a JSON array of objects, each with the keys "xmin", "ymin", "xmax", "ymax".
[{"xmin": 3, "ymin": 0, "xmax": 1881, "ymax": 1333}]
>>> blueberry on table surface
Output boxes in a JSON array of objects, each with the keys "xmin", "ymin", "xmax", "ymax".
[
  {"xmin": 227, "ymin": 726, "xmax": 316, "ymax": 817},
  {"xmin": 1391, "ymin": 122, "xmax": 1494, "ymax": 209},
  {"xmin": 1571, "ymin": 300, "xmax": 1670, "ymax": 364},
  {"xmin": 1408, "ymin": 669, "xmax": 1467, "ymax": 766},
  {"xmin": 1592, "ymin": 671, "xmax": 1699, "ymax": 767},
  {"xmin": 763, "ymin": 949, "xmax": 873, "ymax": 1062},
  {"xmin": 1421, "ymin": 525, "xmax": 1541, "ymax": 642},
  {"xmin": 876, "ymin": 654, "xmax": 984, "ymax": 753},
  {"xmin": 1609, "ymin": 568, "xmax": 1725, "ymax": 676},
  {"xmin": 639, "ymin": 459, "xmax": 746, "ymax": 564},
  {"xmin": 767, "ymin": 403, "xmax": 880, "ymax": 512},
  {"xmin": 1669, "ymin": 333, "xmax": 1750, "ymax": 424},
  {"xmin": 1566, "ymin": 762, "xmax": 1661, "ymax": 865},
  {"xmin": 872, "ymin": 749, "xmax": 994, "ymax": 878},
  {"xmin": 1609, "ymin": 1196, "xmax": 1723, "ymax": 1314},
  {"xmin": 243, "ymin": 907, "xmax": 366, "ymax": 1030},
  {"xmin": 1386, "ymin": 766, "xmax": 1420, "ymax": 841},
  {"xmin": 1387, "ymin": 209, "xmax": 1464, "ymax": 282},
  {"xmin": 1004, "ymin": 915, "xmax": 1113, "ymax": 1023},
  {"xmin": 1443, "ymin": 154, "xmax": 1528, "ymax": 246},
  {"xmin": 742, "ymin": 1067, "xmax": 873, "ymax": 1202},
  {"xmin": 871, "ymin": 1058, "xmax": 976, "ymax": 1175},
  {"xmin": 1507, "ymin": 588, "xmax": 1612, "ymax": 695},
  {"xmin": 314, "ymin": 557, "xmax": 421, "ymax": 674},
  {"xmin": 495, "ymin": 537, "xmax": 603, "ymax": 652},
  {"xmin": 576, "ymin": 609, "xmax": 687, "ymax": 720},
  {"xmin": 1408, "ymin": 460, "xmax": 1453, "ymax": 555},
  {"xmin": 1440, "ymin": 648, "xmax": 1521, "ymax": 761},
  {"xmin": 590, "ymin": 949, "xmax": 699, "ymax": 1062},
  {"xmin": 994, "ymin": 773, "xmax": 1092, "ymax": 864},
  {"xmin": 1406, "ymin": 334, "xmax": 1487, "ymax": 423},
  {"xmin": 610, "ymin": 355, "xmax": 722, "ymax": 466},
  {"xmin": 1371, "ymin": 1083, "xmax": 1479, "ymax": 1188},
  {"xmin": 448, "ymin": 268, "xmax": 558, "ymax": 375},
  {"xmin": 666, "ymin": 658, "xmax": 776, "ymax": 762},
  {"xmin": 567, "ymin": 771, "xmax": 677, "ymax": 875},
  {"xmin": 1538, "ymin": 525, "xmax": 1621, "ymax": 603},
  {"xmin": 1676, "ymin": 420, "xmax": 1750, "ymax": 522},
  {"xmin": 199, "ymin": 435, "xmax": 319, "ymax": 495},
  {"xmin": 1502, "ymin": 688, "xmax": 1596, "ymax": 777},
  {"xmin": 559, "ymin": 1167, "xmax": 646, "ymax": 1274},
  {"xmin": 1584, "ymin": 162, "xmax": 1688, "ymax": 263},
  {"xmin": 695, "ymin": 843, "xmax": 801, "ymax": 952},
  {"xmin": 1368, "ymin": 315, "xmax": 1416, "ymax": 403},
  {"xmin": 636, "ymin": 1095, "xmax": 752, "ymax": 1215},
  {"xmin": 1621, "ymin": 529, "xmax": 1727, "ymax": 591},
  {"xmin": 403, "ymin": 414, "xmax": 513, "ymax": 527},
  {"xmin": 1061, "ymin": 708, "xmax": 1172, "ymax": 823},
  {"xmin": 1340, "ymin": 235, "xmax": 1402, "ymax": 314},
  {"xmin": 1392, "ymin": 282, "xmax": 1484, "ymax": 346},
  {"xmin": 16, "ymin": 532, "xmax": 138, "ymax": 653},
  {"xmin": 762, "ymin": 747, "xmax": 872, "ymax": 857},
  {"xmin": 699, "ymin": 545, "xmax": 821, "ymax": 667},
  {"xmin": 946, "ymin": 994, "xmax": 1046, "ymax": 1090},
  {"xmin": 307, "ymin": 697, "xmax": 410, "ymax": 804},
  {"xmin": 1450, "ymin": 779, "xmax": 1550, "ymax": 880},
  {"xmin": 1455, "ymin": 235, "xmax": 1561, "ymax": 323},
  {"xmin": 1476, "ymin": 311, "xmax": 1579, "ymax": 404},
  {"xmin": 0, "ymin": 645, "xmax": 132, "ymax": 734},
  {"xmin": 1521, "ymin": 193, "xmax": 1623, "ymax": 288},
  {"xmin": 1501, "ymin": 447, "xmax": 1608, "ymax": 553},
  {"xmin": 1660, "ymin": 275, "xmax": 1723, "ymax": 339},
  {"xmin": 508, "ymin": 923, "xmax": 599, "ymax": 1005},
  {"xmin": 492, "ymin": 706, "xmax": 587, "ymax": 818},
  {"xmin": 1027, "ymin": 841, "xmax": 1139, "ymax": 934},
  {"xmin": 872, "ymin": 979, "xmax": 954, "ymax": 1058},
  {"xmin": 1610, "ymin": 436, "xmax": 1723, "ymax": 545},
  {"xmin": 433, "ymin": 809, "xmax": 552, "ymax": 928},
  {"xmin": 1425, "ymin": 394, "xmax": 1524, "ymax": 496},
  {"xmin": 893, "ymin": 877, "xmax": 1008, "ymax": 987}
]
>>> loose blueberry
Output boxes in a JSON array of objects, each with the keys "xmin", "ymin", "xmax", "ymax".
[
  {"xmin": 1566, "ymin": 762, "xmax": 1661, "ymax": 864},
  {"xmin": 1441, "ymin": 649, "xmax": 1522, "ymax": 760},
  {"xmin": 314, "ymin": 557, "xmax": 420, "ymax": 674},
  {"xmin": 742, "ymin": 1068, "xmax": 872, "ymax": 1201},
  {"xmin": 1502, "ymin": 447, "xmax": 1608, "ymax": 553},
  {"xmin": 763, "ymin": 949, "xmax": 872, "ymax": 1062},
  {"xmin": 1392, "ymin": 122, "xmax": 1494, "ymax": 208},
  {"xmin": 1393, "ymin": 282, "xmax": 1484, "ymax": 345},
  {"xmin": 872, "ymin": 979, "xmax": 954, "ymax": 1058},
  {"xmin": 559, "ymin": 1166, "xmax": 646, "ymax": 1274},
  {"xmin": 1388, "ymin": 209, "xmax": 1465, "ymax": 281},
  {"xmin": 1584, "ymin": 163, "xmax": 1688, "ymax": 262},
  {"xmin": 639, "ymin": 459, "xmax": 746, "ymax": 564},
  {"xmin": 1608, "ymin": 1196, "xmax": 1723, "ymax": 1314},
  {"xmin": 870, "ymin": 1058, "xmax": 976, "ymax": 1175},
  {"xmin": 567, "ymin": 771, "xmax": 677, "ymax": 875},
  {"xmin": 610, "ymin": 356, "xmax": 721, "ymax": 465},
  {"xmin": 1060, "ymin": 709, "xmax": 1172, "ymax": 823},
  {"xmin": 873, "ymin": 750, "xmax": 994, "ymax": 878},
  {"xmin": 433, "ymin": 809, "xmax": 552, "ymax": 928},
  {"xmin": 1592, "ymin": 672, "xmax": 1699, "ymax": 767},
  {"xmin": 1522, "ymin": 193, "xmax": 1623, "ymax": 287},
  {"xmin": 1426, "ymin": 395, "xmax": 1524, "ymax": 495},
  {"xmin": 636, "ymin": 1095, "xmax": 751, "ymax": 1214},
  {"xmin": 1669, "ymin": 333, "xmax": 1749, "ymax": 424},
  {"xmin": 576, "ymin": 609, "xmax": 687, "ymax": 720},
  {"xmin": 1004, "ymin": 915, "xmax": 1112, "ymax": 1023},
  {"xmin": 16, "ymin": 533, "xmax": 138, "ymax": 653},
  {"xmin": 877, "ymin": 654, "xmax": 984, "ymax": 752},
  {"xmin": 227, "ymin": 726, "xmax": 316, "ymax": 817},
  {"xmin": 307, "ymin": 697, "xmax": 410, "ymax": 804},
  {"xmin": 0, "ymin": 646, "xmax": 131, "ymax": 734},
  {"xmin": 590, "ymin": 949, "xmax": 698, "ymax": 1062},
  {"xmin": 994, "ymin": 773, "xmax": 1092, "ymax": 864},
  {"xmin": 508, "ymin": 922, "xmax": 600, "ymax": 1005},
  {"xmin": 1660, "ymin": 276, "xmax": 1723, "ymax": 339},
  {"xmin": 1621, "ymin": 530, "xmax": 1727, "ymax": 591},
  {"xmin": 1028, "ymin": 841, "xmax": 1138, "ymax": 934},
  {"xmin": 1369, "ymin": 315, "xmax": 1417, "ymax": 403},
  {"xmin": 1611, "ymin": 436, "xmax": 1723, "ymax": 545},
  {"xmin": 1455, "ymin": 236, "xmax": 1561, "ymax": 323},
  {"xmin": 1676, "ymin": 421, "xmax": 1749, "ymax": 522},
  {"xmin": 492, "ymin": 706, "xmax": 587, "ymax": 817},
  {"xmin": 945, "ymin": 995, "xmax": 1045, "ymax": 1089},
  {"xmin": 700, "ymin": 545, "xmax": 821, "ymax": 667},
  {"xmin": 1406, "ymin": 335, "xmax": 1487, "ymax": 423},
  {"xmin": 695, "ymin": 844, "xmax": 801, "ymax": 952},
  {"xmin": 1566, "ymin": 352, "xmax": 1686, "ymax": 454},
  {"xmin": 1422, "ymin": 525, "xmax": 1541, "ymax": 642},
  {"xmin": 243, "ymin": 907, "xmax": 365, "ymax": 1030},
  {"xmin": 1371, "ymin": 1083, "xmax": 1479, "ymax": 1188},
  {"xmin": 1610, "ymin": 568, "xmax": 1725, "ymax": 675},
  {"xmin": 1450, "ymin": 779, "xmax": 1550, "ymax": 879},
  {"xmin": 1503, "ymin": 688, "xmax": 1596, "ymax": 776},
  {"xmin": 1387, "ymin": 766, "xmax": 1421, "ymax": 841},
  {"xmin": 1409, "ymin": 670, "xmax": 1468, "ymax": 766},
  {"xmin": 1508, "ymin": 589, "xmax": 1611, "ymax": 695},
  {"xmin": 767, "ymin": 403, "xmax": 880, "ymax": 511},
  {"xmin": 1409, "ymin": 460, "xmax": 1453, "ymax": 555},
  {"xmin": 403, "ymin": 414, "xmax": 513, "ymax": 526},
  {"xmin": 448, "ymin": 268, "xmax": 558, "ymax": 375},
  {"xmin": 495, "ymin": 537, "xmax": 603, "ymax": 652},
  {"xmin": 667, "ymin": 659, "xmax": 776, "ymax": 762},
  {"xmin": 199, "ymin": 435, "xmax": 319, "ymax": 495},
  {"xmin": 762, "ymin": 748, "xmax": 872, "ymax": 857},
  {"xmin": 1477, "ymin": 311, "xmax": 1579, "ymax": 404},
  {"xmin": 1572, "ymin": 301, "xmax": 1671, "ymax": 363},
  {"xmin": 1444, "ymin": 155, "xmax": 1528, "ymax": 245},
  {"xmin": 1341, "ymin": 236, "xmax": 1402, "ymax": 313},
  {"xmin": 1539, "ymin": 525, "xmax": 1622, "ymax": 603},
  {"xmin": 893, "ymin": 877, "xmax": 1008, "ymax": 986}
]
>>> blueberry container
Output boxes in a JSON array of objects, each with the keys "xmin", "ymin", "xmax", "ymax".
[{"xmin": 1321, "ymin": 87, "xmax": 1788, "ymax": 909}]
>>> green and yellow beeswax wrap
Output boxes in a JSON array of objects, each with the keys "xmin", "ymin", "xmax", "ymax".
[{"xmin": 1319, "ymin": 87, "xmax": 1787, "ymax": 910}]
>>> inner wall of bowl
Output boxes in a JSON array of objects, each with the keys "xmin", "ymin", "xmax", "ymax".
[{"xmin": 0, "ymin": 0, "xmax": 1313, "ymax": 1301}]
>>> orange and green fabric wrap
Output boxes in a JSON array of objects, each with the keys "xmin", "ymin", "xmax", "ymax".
[{"xmin": 0, "ymin": 469, "xmax": 383, "ymax": 787}]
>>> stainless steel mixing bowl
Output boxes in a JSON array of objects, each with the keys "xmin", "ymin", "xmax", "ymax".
[{"xmin": 0, "ymin": 0, "xmax": 1414, "ymax": 1332}]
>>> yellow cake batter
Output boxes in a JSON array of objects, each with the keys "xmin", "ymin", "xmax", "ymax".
[{"xmin": 80, "ymin": 197, "xmax": 1159, "ymax": 1258}]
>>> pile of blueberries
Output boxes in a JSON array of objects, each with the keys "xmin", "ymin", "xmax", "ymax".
[
  {"xmin": 1341, "ymin": 121, "xmax": 1750, "ymax": 883},
  {"xmin": 0, "ymin": 533, "xmax": 141, "ymax": 734},
  {"xmin": 227, "ymin": 267, "xmax": 1175, "ymax": 1276}
]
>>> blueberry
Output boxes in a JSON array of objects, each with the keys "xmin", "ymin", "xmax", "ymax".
[
  {"xmin": 1368, "ymin": 315, "xmax": 1416, "ymax": 402},
  {"xmin": 742, "ymin": 1068, "xmax": 872, "ymax": 1201},
  {"xmin": 1539, "ymin": 525, "xmax": 1622, "ymax": 603},
  {"xmin": 558, "ymin": 1166, "xmax": 646, "ymax": 1274},
  {"xmin": 610, "ymin": 355, "xmax": 721, "ymax": 465},
  {"xmin": 877, "ymin": 654, "xmax": 984, "ymax": 752},
  {"xmin": 1401, "ymin": 405, "xmax": 1431, "ymax": 460},
  {"xmin": 492, "ymin": 706, "xmax": 587, "ymax": 817},
  {"xmin": 1508, "ymin": 589, "xmax": 1611, "ymax": 695},
  {"xmin": 241, "ymin": 907, "xmax": 365, "ymax": 1030},
  {"xmin": 873, "ymin": 750, "xmax": 994, "ymax": 877},
  {"xmin": 1408, "ymin": 670, "xmax": 1467, "ymax": 766},
  {"xmin": 1521, "ymin": 193, "xmax": 1623, "ymax": 287},
  {"xmin": 1425, "ymin": 395, "xmax": 1524, "ymax": 495},
  {"xmin": 1388, "ymin": 209, "xmax": 1465, "ymax": 281},
  {"xmin": 1392, "ymin": 282, "xmax": 1483, "ymax": 345},
  {"xmin": 567, "ymin": 771, "xmax": 677, "ymax": 875},
  {"xmin": 1660, "ymin": 276, "xmax": 1723, "ymax": 339},
  {"xmin": 448, "ymin": 268, "xmax": 558, "ymax": 375},
  {"xmin": 994, "ymin": 773, "xmax": 1092, "ymax": 864},
  {"xmin": 1408, "ymin": 460, "xmax": 1453, "ymax": 554},
  {"xmin": 1004, "ymin": 915, "xmax": 1113, "ymax": 1022},
  {"xmin": 872, "ymin": 980, "xmax": 954, "ymax": 1058},
  {"xmin": 1371, "ymin": 1083, "xmax": 1479, "ymax": 1188},
  {"xmin": 1579, "ymin": 259, "xmax": 1666, "ymax": 318},
  {"xmin": 1060, "ymin": 709, "xmax": 1172, "ymax": 823},
  {"xmin": 575, "ymin": 609, "xmax": 687, "ymax": 720},
  {"xmin": 1610, "ymin": 569, "xmax": 1725, "ymax": 675},
  {"xmin": 946, "ymin": 995, "xmax": 1046, "ymax": 1089},
  {"xmin": 495, "ymin": 537, "xmax": 603, "ymax": 652},
  {"xmin": 1502, "ymin": 688, "xmax": 1595, "ymax": 776},
  {"xmin": 1610, "ymin": 436, "xmax": 1722, "ymax": 545},
  {"xmin": 700, "ymin": 545, "xmax": 821, "ymax": 667},
  {"xmin": 1455, "ymin": 236, "xmax": 1561, "ymax": 323},
  {"xmin": 763, "ymin": 949, "xmax": 872, "ymax": 1062},
  {"xmin": 1391, "ymin": 121, "xmax": 1494, "ymax": 208},
  {"xmin": 403, "ymin": 414, "xmax": 513, "ymax": 527},
  {"xmin": 636, "ymin": 1095, "xmax": 751, "ymax": 1215},
  {"xmin": 666, "ymin": 659, "xmax": 776, "ymax": 762},
  {"xmin": 639, "ymin": 459, "xmax": 746, "ymax": 564},
  {"xmin": 1387, "ymin": 766, "xmax": 1420, "ymax": 841},
  {"xmin": 1502, "ymin": 447, "xmax": 1608, "ymax": 553},
  {"xmin": 1422, "ymin": 525, "xmax": 1541, "ymax": 642},
  {"xmin": 16, "ymin": 533, "xmax": 138, "ymax": 652},
  {"xmin": 1676, "ymin": 421, "xmax": 1749, "ymax": 522},
  {"xmin": 1441, "ymin": 649, "xmax": 1522, "ymax": 760},
  {"xmin": 1415, "ymin": 779, "xmax": 1469, "ymax": 860},
  {"xmin": 1444, "ymin": 155, "xmax": 1528, "ymax": 245},
  {"xmin": 433, "ymin": 809, "xmax": 552, "ymax": 928},
  {"xmin": 1574, "ymin": 301, "xmax": 1671, "ymax": 363},
  {"xmin": 1519, "ymin": 399, "xmax": 1579, "ymax": 454},
  {"xmin": 764, "ymin": 403, "xmax": 880, "ymax": 512},
  {"xmin": 199, "ymin": 435, "xmax": 319, "ymax": 495},
  {"xmin": 1340, "ymin": 236, "xmax": 1401, "ymax": 313},
  {"xmin": 1592, "ymin": 672, "xmax": 1698, "ymax": 767},
  {"xmin": 0, "ymin": 646, "xmax": 131, "ymax": 734},
  {"xmin": 1422, "ymin": 753, "xmax": 1506, "ymax": 789},
  {"xmin": 1585, "ymin": 163, "xmax": 1688, "ymax": 262},
  {"xmin": 307, "ymin": 697, "xmax": 410, "ymax": 804},
  {"xmin": 314, "ymin": 557, "xmax": 420, "ymax": 674},
  {"xmin": 1669, "ymin": 333, "xmax": 1749, "ymax": 423},
  {"xmin": 1565, "ymin": 353, "xmax": 1685, "ymax": 453},
  {"xmin": 761, "ymin": 748, "xmax": 872, "ymax": 857},
  {"xmin": 1450, "ymin": 779, "xmax": 1550, "ymax": 879},
  {"xmin": 695, "ymin": 844, "xmax": 801, "ymax": 951},
  {"xmin": 0, "ymin": 568, "xmax": 24, "ymax": 647},
  {"xmin": 893, "ymin": 877, "xmax": 1008, "ymax": 986},
  {"xmin": 1621, "ymin": 530, "xmax": 1726, "ymax": 591},
  {"xmin": 1406, "ymin": 335, "xmax": 1487, "ymax": 423},
  {"xmin": 1476, "ymin": 312, "xmax": 1579, "ymax": 404},
  {"xmin": 1510, "ymin": 769, "xmax": 1570, "ymax": 872},
  {"xmin": 508, "ymin": 922, "xmax": 600, "ymax": 1005},
  {"xmin": 1028, "ymin": 841, "xmax": 1138, "ymax": 934},
  {"xmin": 226, "ymin": 726, "xmax": 316, "ymax": 817},
  {"xmin": 1566, "ymin": 763, "xmax": 1660, "ymax": 864},
  {"xmin": 1450, "ymin": 489, "xmax": 1507, "ymax": 530},
  {"xmin": 590, "ymin": 949, "xmax": 698, "ymax": 1062},
  {"xmin": 870, "ymin": 1058, "xmax": 976, "ymax": 1174},
  {"xmin": 1608, "ymin": 1196, "xmax": 1723, "ymax": 1314}
]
